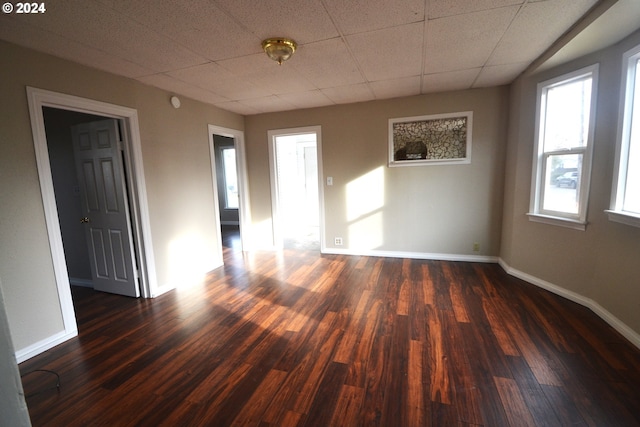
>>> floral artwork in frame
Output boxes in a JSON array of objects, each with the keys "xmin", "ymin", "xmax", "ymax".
[{"xmin": 388, "ymin": 111, "xmax": 473, "ymax": 167}]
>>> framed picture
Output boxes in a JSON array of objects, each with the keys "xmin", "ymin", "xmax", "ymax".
[{"xmin": 388, "ymin": 111, "xmax": 473, "ymax": 167}]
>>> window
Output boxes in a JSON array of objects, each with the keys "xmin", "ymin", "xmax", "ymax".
[
  {"xmin": 608, "ymin": 44, "xmax": 640, "ymax": 228},
  {"xmin": 529, "ymin": 65, "xmax": 598, "ymax": 230},
  {"xmin": 221, "ymin": 147, "xmax": 238, "ymax": 209}
]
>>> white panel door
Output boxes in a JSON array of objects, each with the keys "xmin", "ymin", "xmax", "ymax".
[{"xmin": 72, "ymin": 120, "xmax": 139, "ymax": 297}]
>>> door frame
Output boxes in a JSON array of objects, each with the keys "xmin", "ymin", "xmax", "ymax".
[
  {"xmin": 208, "ymin": 124, "xmax": 251, "ymax": 253},
  {"xmin": 267, "ymin": 125, "xmax": 325, "ymax": 250},
  {"xmin": 26, "ymin": 87, "xmax": 157, "ymax": 356}
]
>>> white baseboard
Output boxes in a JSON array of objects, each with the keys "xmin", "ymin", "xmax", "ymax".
[
  {"xmin": 498, "ymin": 258, "xmax": 640, "ymax": 350},
  {"xmin": 321, "ymin": 247, "xmax": 499, "ymax": 263},
  {"xmin": 16, "ymin": 329, "xmax": 78, "ymax": 364}
]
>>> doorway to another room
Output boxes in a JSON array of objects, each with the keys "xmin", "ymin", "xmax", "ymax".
[
  {"xmin": 268, "ymin": 126, "xmax": 324, "ymax": 251},
  {"xmin": 208, "ymin": 125, "xmax": 250, "ymax": 257},
  {"xmin": 43, "ymin": 107, "xmax": 140, "ymax": 298},
  {"xmin": 25, "ymin": 87, "xmax": 156, "ymax": 360},
  {"xmin": 213, "ymin": 135, "xmax": 241, "ymax": 252}
]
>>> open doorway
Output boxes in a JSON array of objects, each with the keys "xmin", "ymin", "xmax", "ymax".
[
  {"xmin": 208, "ymin": 125, "xmax": 250, "ymax": 257},
  {"xmin": 268, "ymin": 126, "xmax": 324, "ymax": 250},
  {"xmin": 212, "ymin": 135, "xmax": 241, "ymax": 251},
  {"xmin": 43, "ymin": 107, "xmax": 140, "ymax": 298},
  {"xmin": 24, "ymin": 87, "xmax": 156, "ymax": 360}
]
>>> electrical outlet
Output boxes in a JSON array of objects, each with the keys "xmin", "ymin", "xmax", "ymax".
[
  {"xmin": 473, "ymin": 242, "xmax": 480, "ymax": 252},
  {"xmin": 334, "ymin": 237, "xmax": 343, "ymax": 246}
]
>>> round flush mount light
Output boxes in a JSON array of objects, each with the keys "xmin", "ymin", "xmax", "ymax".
[
  {"xmin": 262, "ymin": 38, "xmax": 297, "ymax": 65},
  {"xmin": 170, "ymin": 96, "xmax": 181, "ymax": 109}
]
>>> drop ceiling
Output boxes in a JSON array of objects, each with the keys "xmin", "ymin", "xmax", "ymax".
[{"xmin": 0, "ymin": 0, "xmax": 635, "ymax": 115}]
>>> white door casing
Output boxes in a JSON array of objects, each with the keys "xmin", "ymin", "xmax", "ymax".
[
  {"xmin": 268, "ymin": 126, "xmax": 325, "ymax": 250},
  {"xmin": 72, "ymin": 120, "xmax": 139, "ymax": 297},
  {"xmin": 22, "ymin": 87, "xmax": 156, "ymax": 362},
  {"xmin": 208, "ymin": 125, "xmax": 251, "ymax": 254}
]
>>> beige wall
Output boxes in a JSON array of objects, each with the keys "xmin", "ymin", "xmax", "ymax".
[
  {"xmin": 245, "ymin": 87, "xmax": 508, "ymax": 257},
  {"xmin": 0, "ymin": 40, "xmax": 243, "ymax": 351},
  {"xmin": 501, "ymin": 29, "xmax": 640, "ymax": 336}
]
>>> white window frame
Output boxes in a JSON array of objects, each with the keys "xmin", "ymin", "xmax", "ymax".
[
  {"xmin": 607, "ymin": 44, "xmax": 640, "ymax": 228},
  {"xmin": 528, "ymin": 64, "xmax": 599, "ymax": 231}
]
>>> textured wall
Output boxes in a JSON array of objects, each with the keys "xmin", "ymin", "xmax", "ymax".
[
  {"xmin": 501, "ymin": 29, "xmax": 640, "ymax": 338},
  {"xmin": 0, "ymin": 40, "xmax": 243, "ymax": 352},
  {"xmin": 245, "ymin": 87, "xmax": 508, "ymax": 257}
]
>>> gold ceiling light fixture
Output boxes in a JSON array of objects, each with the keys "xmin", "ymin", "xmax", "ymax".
[{"xmin": 262, "ymin": 38, "xmax": 297, "ymax": 65}]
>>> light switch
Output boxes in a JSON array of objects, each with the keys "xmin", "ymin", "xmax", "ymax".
[{"xmin": 327, "ymin": 176, "xmax": 333, "ymax": 186}]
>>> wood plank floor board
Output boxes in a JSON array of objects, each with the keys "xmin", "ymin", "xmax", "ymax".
[
  {"xmin": 493, "ymin": 376, "xmax": 537, "ymax": 427},
  {"xmin": 457, "ymin": 322, "xmax": 512, "ymax": 426},
  {"xmin": 441, "ymin": 309, "xmax": 487, "ymax": 426},
  {"xmin": 504, "ymin": 355, "xmax": 563, "ymax": 427},
  {"xmin": 301, "ymin": 361, "xmax": 349, "ymax": 427},
  {"xmin": 329, "ymin": 383, "xmax": 365, "ymax": 427},
  {"xmin": 379, "ymin": 314, "xmax": 410, "ymax": 427},
  {"xmin": 459, "ymin": 287, "xmax": 514, "ymax": 380},
  {"xmin": 540, "ymin": 384, "xmax": 589, "ymax": 426},
  {"xmin": 19, "ymin": 247, "xmax": 640, "ymax": 426}
]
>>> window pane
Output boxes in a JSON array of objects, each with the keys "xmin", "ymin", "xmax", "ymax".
[
  {"xmin": 222, "ymin": 148, "xmax": 238, "ymax": 209},
  {"xmin": 623, "ymin": 60, "xmax": 640, "ymax": 214},
  {"xmin": 544, "ymin": 77, "xmax": 592, "ymax": 151},
  {"xmin": 543, "ymin": 154, "xmax": 582, "ymax": 214}
]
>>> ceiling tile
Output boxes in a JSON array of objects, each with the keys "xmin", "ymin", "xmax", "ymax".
[
  {"xmin": 473, "ymin": 63, "xmax": 528, "ymax": 87},
  {"xmin": 278, "ymin": 91, "xmax": 335, "ymax": 109},
  {"xmin": 217, "ymin": 53, "xmax": 317, "ymax": 94},
  {"xmin": 291, "ymin": 38, "xmax": 366, "ymax": 89},
  {"xmin": 107, "ymin": 0, "xmax": 262, "ymax": 61},
  {"xmin": 323, "ymin": 0, "xmax": 424, "ymax": 35},
  {"xmin": 321, "ymin": 83, "xmax": 375, "ymax": 105},
  {"xmin": 422, "ymin": 68, "xmax": 481, "ymax": 93},
  {"xmin": 370, "ymin": 76, "xmax": 421, "ymax": 99},
  {"xmin": 137, "ymin": 74, "xmax": 230, "ymax": 104},
  {"xmin": 428, "ymin": 0, "xmax": 524, "ymax": 19},
  {"xmin": 424, "ymin": 6, "xmax": 518, "ymax": 74},
  {"xmin": 488, "ymin": 0, "xmax": 598, "ymax": 66},
  {"xmin": 169, "ymin": 63, "xmax": 273, "ymax": 100},
  {"xmin": 240, "ymin": 96, "xmax": 298, "ymax": 114},
  {"xmin": 16, "ymin": 1, "xmax": 207, "ymax": 72},
  {"xmin": 214, "ymin": 101, "xmax": 263, "ymax": 116},
  {"xmin": 346, "ymin": 23, "xmax": 424, "ymax": 81},
  {"xmin": 214, "ymin": 0, "xmax": 338, "ymax": 43},
  {"xmin": 0, "ymin": 17, "xmax": 153, "ymax": 78}
]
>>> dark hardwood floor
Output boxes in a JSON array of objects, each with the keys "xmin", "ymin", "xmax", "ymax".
[{"xmin": 20, "ymin": 241, "xmax": 640, "ymax": 426}]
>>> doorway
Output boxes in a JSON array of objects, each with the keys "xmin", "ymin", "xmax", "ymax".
[
  {"xmin": 43, "ymin": 108, "xmax": 139, "ymax": 297},
  {"xmin": 213, "ymin": 135, "xmax": 241, "ymax": 251},
  {"xmin": 25, "ymin": 87, "xmax": 156, "ymax": 360},
  {"xmin": 208, "ymin": 125, "xmax": 250, "ymax": 256},
  {"xmin": 268, "ymin": 126, "xmax": 324, "ymax": 250}
]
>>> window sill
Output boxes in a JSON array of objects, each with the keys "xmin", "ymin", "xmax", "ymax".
[
  {"xmin": 527, "ymin": 213, "xmax": 587, "ymax": 231},
  {"xmin": 605, "ymin": 210, "xmax": 640, "ymax": 228}
]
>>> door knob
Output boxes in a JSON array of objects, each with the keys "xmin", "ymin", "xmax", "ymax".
[{"xmin": 80, "ymin": 217, "xmax": 91, "ymax": 223}]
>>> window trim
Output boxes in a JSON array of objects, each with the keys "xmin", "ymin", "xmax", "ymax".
[
  {"xmin": 608, "ymin": 43, "xmax": 640, "ymax": 228},
  {"xmin": 529, "ymin": 64, "xmax": 599, "ymax": 230}
]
